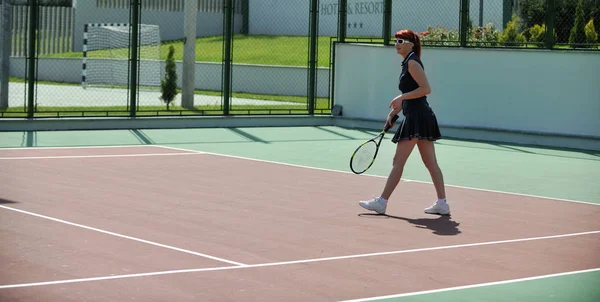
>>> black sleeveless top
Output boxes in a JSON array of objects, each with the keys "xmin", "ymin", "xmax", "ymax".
[{"xmin": 398, "ymin": 52, "xmax": 431, "ymax": 113}]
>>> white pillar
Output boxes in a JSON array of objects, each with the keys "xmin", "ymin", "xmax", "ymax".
[{"xmin": 181, "ymin": 0, "xmax": 197, "ymax": 108}]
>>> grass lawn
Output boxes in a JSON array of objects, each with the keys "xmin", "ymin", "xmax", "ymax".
[
  {"xmin": 42, "ymin": 34, "xmax": 599, "ymax": 69},
  {"xmin": 43, "ymin": 35, "xmax": 336, "ymax": 68}
]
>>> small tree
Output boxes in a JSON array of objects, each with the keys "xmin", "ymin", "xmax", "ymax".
[
  {"xmin": 499, "ymin": 14, "xmax": 527, "ymax": 46},
  {"xmin": 160, "ymin": 45, "xmax": 178, "ymax": 110},
  {"xmin": 528, "ymin": 23, "xmax": 546, "ymax": 43},
  {"xmin": 585, "ymin": 18, "xmax": 599, "ymax": 45},
  {"xmin": 569, "ymin": 0, "xmax": 587, "ymax": 47}
]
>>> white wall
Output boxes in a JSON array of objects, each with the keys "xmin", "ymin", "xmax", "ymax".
[
  {"xmin": 333, "ymin": 43, "xmax": 600, "ymax": 138},
  {"xmin": 249, "ymin": 0, "xmax": 503, "ymax": 37}
]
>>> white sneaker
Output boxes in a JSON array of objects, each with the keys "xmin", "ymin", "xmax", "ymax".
[
  {"xmin": 424, "ymin": 201, "xmax": 450, "ymax": 215},
  {"xmin": 359, "ymin": 197, "xmax": 387, "ymax": 214}
]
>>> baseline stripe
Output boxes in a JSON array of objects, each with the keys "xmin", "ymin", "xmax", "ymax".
[{"xmin": 0, "ymin": 152, "xmax": 202, "ymax": 160}]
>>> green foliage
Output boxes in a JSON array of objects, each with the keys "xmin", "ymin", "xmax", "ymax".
[
  {"xmin": 569, "ymin": 0, "xmax": 587, "ymax": 46},
  {"xmin": 518, "ymin": 0, "xmax": 600, "ymax": 44},
  {"xmin": 529, "ymin": 23, "xmax": 546, "ymax": 43},
  {"xmin": 160, "ymin": 45, "xmax": 178, "ymax": 110},
  {"xmin": 519, "ymin": 0, "xmax": 546, "ymax": 30},
  {"xmin": 499, "ymin": 14, "xmax": 527, "ymax": 46},
  {"xmin": 585, "ymin": 18, "xmax": 599, "ymax": 43}
]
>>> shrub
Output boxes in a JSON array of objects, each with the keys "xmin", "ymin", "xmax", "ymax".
[
  {"xmin": 499, "ymin": 14, "xmax": 527, "ymax": 46},
  {"xmin": 529, "ymin": 23, "xmax": 546, "ymax": 43},
  {"xmin": 569, "ymin": 0, "xmax": 587, "ymax": 47},
  {"xmin": 160, "ymin": 45, "xmax": 179, "ymax": 110},
  {"xmin": 585, "ymin": 18, "xmax": 599, "ymax": 44}
]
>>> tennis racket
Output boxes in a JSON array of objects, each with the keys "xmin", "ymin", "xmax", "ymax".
[{"xmin": 349, "ymin": 114, "xmax": 400, "ymax": 174}]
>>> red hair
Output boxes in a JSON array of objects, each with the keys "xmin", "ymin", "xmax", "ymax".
[{"xmin": 395, "ymin": 30, "xmax": 422, "ymax": 57}]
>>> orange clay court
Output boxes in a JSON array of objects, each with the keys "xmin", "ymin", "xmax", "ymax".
[{"xmin": 0, "ymin": 145, "xmax": 599, "ymax": 301}]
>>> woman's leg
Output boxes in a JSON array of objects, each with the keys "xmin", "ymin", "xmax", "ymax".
[
  {"xmin": 416, "ymin": 139, "xmax": 450, "ymax": 215},
  {"xmin": 416, "ymin": 139, "xmax": 446, "ymax": 199},
  {"xmin": 359, "ymin": 138, "xmax": 417, "ymax": 214},
  {"xmin": 380, "ymin": 138, "xmax": 418, "ymax": 200}
]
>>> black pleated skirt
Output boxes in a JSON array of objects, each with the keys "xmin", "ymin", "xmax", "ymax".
[{"xmin": 391, "ymin": 100, "xmax": 442, "ymax": 143}]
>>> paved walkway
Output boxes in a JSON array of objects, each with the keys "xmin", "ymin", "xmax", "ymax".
[{"xmin": 6, "ymin": 83, "xmax": 299, "ymax": 107}]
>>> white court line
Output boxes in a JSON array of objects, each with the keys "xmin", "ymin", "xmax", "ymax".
[
  {"xmin": 339, "ymin": 267, "xmax": 600, "ymax": 302},
  {"xmin": 0, "ymin": 205, "xmax": 246, "ymax": 267},
  {"xmin": 1, "ymin": 229, "xmax": 599, "ymax": 289},
  {"xmin": 0, "ymin": 152, "xmax": 202, "ymax": 160},
  {"xmin": 0, "ymin": 145, "xmax": 153, "ymax": 151},
  {"xmin": 154, "ymin": 145, "xmax": 600, "ymax": 207}
]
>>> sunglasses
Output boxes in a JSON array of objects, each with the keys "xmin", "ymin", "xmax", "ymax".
[{"xmin": 394, "ymin": 38, "xmax": 411, "ymax": 45}]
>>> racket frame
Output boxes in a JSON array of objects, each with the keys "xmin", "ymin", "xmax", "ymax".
[{"xmin": 349, "ymin": 114, "xmax": 399, "ymax": 174}]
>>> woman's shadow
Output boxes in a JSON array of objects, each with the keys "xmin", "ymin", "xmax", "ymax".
[{"xmin": 358, "ymin": 213, "xmax": 461, "ymax": 236}]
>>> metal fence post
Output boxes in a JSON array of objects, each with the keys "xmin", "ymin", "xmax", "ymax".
[
  {"xmin": 502, "ymin": 0, "xmax": 513, "ymax": 29},
  {"xmin": 545, "ymin": 0, "xmax": 556, "ymax": 49},
  {"xmin": 383, "ymin": 0, "xmax": 392, "ymax": 45},
  {"xmin": 27, "ymin": 0, "xmax": 38, "ymax": 118},
  {"xmin": 308, "ymin": 0, "xmax": 319, "ymax": 115},
  {"xmin": 338, "ymin": 0, "xmax": 347, "ymax": 42},
  {"xmin": 459, "ymin": 0, "xmax": 470, "ymax": 47},
  {"xmin": 129, "ymin": 0, "xmax": 140, "ymax": 117},
  {"xmin": 241, "ymin": 0, "xmax": 249, "ymax": 35},
  {"xmin": 222, "ymin": 0, "xmax": 234, "ymax": 115}
]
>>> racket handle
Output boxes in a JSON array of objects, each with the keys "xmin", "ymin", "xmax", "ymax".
[{"xmin": 384, "ymin": 114, "xmax": 400, "ymax": 132}]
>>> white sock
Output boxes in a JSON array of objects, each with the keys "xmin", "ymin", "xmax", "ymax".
[
  {"xmin": 436, "ymin": 198, "xmax": 447, "ymax": 204},
  {"xmin": 377, "ymin": 196, "xmax": 388, "ymax": 204}
]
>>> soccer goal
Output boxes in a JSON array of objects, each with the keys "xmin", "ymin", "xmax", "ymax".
[{"xmin": 82, "ymin": 23, "xmax": 162, "ymax": 90}]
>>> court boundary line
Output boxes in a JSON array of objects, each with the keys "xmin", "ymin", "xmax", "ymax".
[
  {"xmin": 339, "ymin": 267, "xmax": 600, "ymax": 301},
  {"xmin": 0, "ymin": 152, "xmax": 203, "ymax": 160},
  {"xmin": 0, "ymin": 205, "xmax": 246, "ymax": 267},
  {"xmin": 0, "ymin": 145, "xmax": 152, "ymax": 150},
  {"xmin": 153, "ymin": 145, "xmax": 600, "ymax": 207},
  {"xmin": 1, "ymin": 229, "xmax": 598, "ymax": 289}
]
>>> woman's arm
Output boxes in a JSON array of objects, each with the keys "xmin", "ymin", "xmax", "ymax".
[{"xmin": 401, "ymin": 60, "xmax": 431, "ymax": 99}]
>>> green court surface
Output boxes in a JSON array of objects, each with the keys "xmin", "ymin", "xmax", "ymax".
[
  {"xmin": 1, "ymin": 126, "xmax": 598, "ymax": 204},
  {"xmin": 363, "ymin": 269, "xmax": 600, "ymax": 302},
  {"xmin": 1, "ymin": 126, "xmax": 598, "ymax": 301}
]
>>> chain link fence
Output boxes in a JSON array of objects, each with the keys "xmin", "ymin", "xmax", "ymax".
[
  {"xmin": 386, "ymin": 0, "xmax": 600, "ymax": 49},
  {"xmin": 228, "ymin": 0, "xmax": 328, "ymax": 115},
  {"xmin": 1, "ymin": 0, "xmax": 597, "ymax": 119}
]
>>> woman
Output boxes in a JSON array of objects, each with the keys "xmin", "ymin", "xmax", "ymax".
[{"xmin": 359, "ymin": 29, "xmax": 449, "ymax": 216}]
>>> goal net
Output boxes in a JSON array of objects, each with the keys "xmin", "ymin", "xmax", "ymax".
[{"xmin": 82, "ymin": 23, "xmax": 162, "ymax": 90}]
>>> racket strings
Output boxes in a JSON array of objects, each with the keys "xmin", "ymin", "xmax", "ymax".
[{"xmin": 351, "ymin": 141, "xmax": 378, "ymax": 172}]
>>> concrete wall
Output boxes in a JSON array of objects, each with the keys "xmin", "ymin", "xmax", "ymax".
[{"xmin": 333, "ymin": 43, "xmax": 600, "ymax": 138}]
